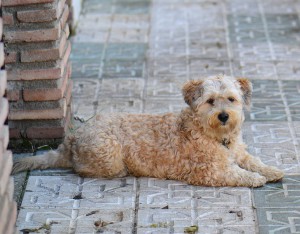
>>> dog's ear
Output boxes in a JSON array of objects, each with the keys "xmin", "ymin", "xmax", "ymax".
[
  {"xmin": 237, "ymin": 78, "xmax": 252, "ymax": 108},
  {"xmin": 182, "ymin": 80, "xmax": 204, "ymax": 106}
]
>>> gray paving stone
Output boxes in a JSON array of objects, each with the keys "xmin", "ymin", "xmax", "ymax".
[
  {"xmin": 253, "ymin": 179, "xmax": 300, "ymax": 208},
  {"xmin": 82, "ymin": 0, "xmax": 112, "ymax": 14},
  {"xmin": 139, "ymin": 178, "xmax": 252, "ymax": 209},
  {"xmin": 243, "ymin": 122, "xmax": 300, "ymax": 174},
  {"xmin": 144, "ymin": 99, "xmax": 185, "ymax": 113},
  {"xmin": 100, "ymin": 78, "xmax": 145, "ymax": 98},
  {"xmin": 137, "ymin": 207, "xmax": 256, "ymax": 233},
  {"xmin": 16, "ymin": 208, "xmax": 135, "ymax": 233},
  {"xmin": 256, "ymin": 208, "xmax": 300, "ymax": 230},
  {"xmin": 103, "ymin": 60, "xmax": 144, "ymax": 78},
  {"xmin": 13, "ymin": 154, "xmax": 33, "ymax": 212},
  {"xmin": 16, "ymin": 176, "xmax": 136, "ymax": 233},
  {"xmin": 97, "ymin": 97, "xmax": 143, "ymax": 113}
]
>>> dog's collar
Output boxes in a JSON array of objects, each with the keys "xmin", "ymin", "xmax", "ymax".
[{"xmin": 222, "ymin": 138, "xmax": 230, "ymax": 149}]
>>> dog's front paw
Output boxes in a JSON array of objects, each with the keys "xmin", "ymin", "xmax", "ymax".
[
  {"xmin": 251, "ymin": 173, "xmax": 267, "ymax": 187},
  {"xmin": 261, "ymin": 166, "xmax": 284, "ymax": 182}
]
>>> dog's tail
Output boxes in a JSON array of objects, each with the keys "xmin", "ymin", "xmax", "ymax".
[{"xmin": 12, "ymin": 142, "xmax": 73, "ymax": 174}]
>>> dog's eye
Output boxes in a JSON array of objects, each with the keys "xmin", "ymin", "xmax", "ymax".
[
  {"xmin": 207, "ymin": 98, "xmax": 215, "ymax": 105},
  {"xmin": 228, "ymin": 97, "xmax": 235, "ymax": 102}
]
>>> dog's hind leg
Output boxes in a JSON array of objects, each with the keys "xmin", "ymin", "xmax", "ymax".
[{"xmin": 12, "ymin": 144, "xmax": 72, "ymax": 174}]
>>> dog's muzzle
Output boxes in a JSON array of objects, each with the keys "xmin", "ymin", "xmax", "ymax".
[{"xmin": 218, "ymin": 111, "xmax": 229, "ymax": 125}]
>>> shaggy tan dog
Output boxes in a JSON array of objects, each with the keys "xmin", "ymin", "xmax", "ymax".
[{"xmin": 13, "ymin": 75, "xmax": 284, "ymax": 187}]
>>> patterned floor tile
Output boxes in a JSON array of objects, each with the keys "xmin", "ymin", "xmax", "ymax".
[
  {"xmin": 100, "ymin": 78, "xmax": 145, "ymax": 98},
  {"xmin": 243, "ymin": 123, "xmax": 300, "ymax": 174},
  {"xmin": 103, "ymin": 60, "xmax": 144, "ymax": 78},
  {"xmin": 20, "ymin": 176, "xmax": 136, "ymax": 209},
  {"xmin": 16, "ymin": 176, "xmax": 137, "ymax": 233},
  {"xmin": 96, "ymin": 97, "xmax": 143, "ymax": 113},
  {"xmin": 253, "ymin": 176, "xmax": 300, "ymax": 208},
  {"xmin": 144, "ymin": 99, "xmax": 185, "ymax": 113},
  {"xmin": 16, "ymin": 208, "xmax": 134, "ymax": 234},
  {"xmin": 137, "ymin": 207, "xmax": 256, "ymax": 233},
  {"xmin": 139, "ymin": 178, "xmax": 252, "ymax": 209},
  {"xmin": 256, "ymin": 208, "xmax": 300, "ymax": 232},
  {"xmin": 105, "ymin": 43, "xmax": 147, "ymax": 61},
  {"xmin": 70, "ymin": 43, "xmax": 104, "ymax": 79},
  {"xmin": 72, "ymin": 79, "xmax": 100, "ymax": 99}
]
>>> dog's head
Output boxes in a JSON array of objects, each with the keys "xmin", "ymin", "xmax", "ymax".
[{"xmin": 182, "ymin": 75, "xmax": 252, "ymax": 136}]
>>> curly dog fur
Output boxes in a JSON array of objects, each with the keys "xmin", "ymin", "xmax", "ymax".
[{"xmin": 12, "ymin": 75, "xmax": 284, "ymax": 187}]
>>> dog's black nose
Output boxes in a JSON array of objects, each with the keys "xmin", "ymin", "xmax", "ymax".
[{"xmin": 218, "ymin": 112, "xmax": 229, "ymax": 123}]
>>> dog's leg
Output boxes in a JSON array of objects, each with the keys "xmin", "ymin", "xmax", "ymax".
[
  {"xmin": 221, "ymin": 164, "xmax": 267, "ymax": 187},
  {"xmin": 186, "ymin": 163, "xmax": 267, "ymax": 187},
  {"xmin": 233, "ymin": 146, "xmax": 284, "ymax": 182}
]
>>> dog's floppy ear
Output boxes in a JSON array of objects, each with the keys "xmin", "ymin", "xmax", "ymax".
[
  {"xmin": 182, "ymin": 80, "xmax": 204, "ymax": 106},
  {"xmin": 237, "ymin": 78, "xmax": 252, "ymax": 108}
]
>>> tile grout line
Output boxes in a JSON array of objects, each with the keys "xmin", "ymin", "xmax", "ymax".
[
  {"xmin": 141, "ymin": 0, "xmax": 153, "ymax": 114},
  {"xmin": 184, "ymin": 6, "xmax": 191, "ymax": 81},
  {"xmin": 221, "ymin": 1, "xmax": 234, "ymax": 77},
  {"xmin": 68, "ymin": 177, "xmax": 84, "ymax": 234},
  {"xmin": 133, "ymin": 178, "xmax": 140, "ymax": 234},
  {"xmin": 256, "ymin": 0, "xmax": 276, "ymax": 61},
  {"xmin": 93, "ymin": 0, "xmax": 116, "ymax": 115}
]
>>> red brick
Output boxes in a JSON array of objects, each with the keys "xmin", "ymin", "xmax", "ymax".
[
  {"xmin": 7, "ymin": 178, "xmax": 14, "ymax": 201},
  {"xmin": 60, "ymin": 4, "xmax": 69, "ymax": 31},
  {"xmin": 0, "ymin": 98, "xmax": 8, "ymax": 126},
  {"xmin": 61, "ymin": 41, "xmax": 71, "ymax": 75},
  {"xmin": 64, "ymin": 77, "xmax": 73, "ymax": 105},
  {"xmin": 7, "ymin": 67, "xmax": 61, "ymax": 81},
  {"xmin": 20, "ymin": 29, "xmax": 68, "ymax": 63},
  {"xmin": 26, "ymin": 126, "xmax": 65, "ymax": 138},
  {"xmin": 64, "ymin": 106, "xmax": 72, "ymax": 134},
  {"xmin": 0, "ymin": 126, "xmax": 9, "ymax": 151},
  {"xmin": 4, "ymin": 26, "xmax": 60, "ymax": 43},
  {"xmin": 58, "ymin": 0, "xmax": 67, "ymax": 17},
  {"xmin": 6, "ymin": 90, "xmax": 20, "ymax": 101},
  {"xmin": 23, "ymin": 65, "xmax": 69, "ymax": 101},
  {"xmin": 0, "ymin": 43, "xmax": 4, "ymax": 67},
  {"xmin": 17, "ymin": 8, "xmax": 57, "ymax": 23},
  {"xmin": 9, "ymin": 128, "xmax": 20, "ymax": 139},
  {"xmin": 2, "ymin": 13, "xmax": 14, "ymax": 25},
  {"xmin": 0, "ymin": 70, "xmax": 7, "ymax": 97},
  {"xmin": 0, "ymin": 18, "xmax": 3, "ymax": 36},
  {"xmin": 4, "ymin": 202, "xmax": 16, "ymax": 234},
  {"xmin": 3, "ymin": 202, "xmax": 16, "ymax": 234},
  {"xmin": 21, "ymin": 47, "xmax": 60, "ymax": 63},
  {"xmin": 4, "ymin": 51, "xmax": 17, "ymax": 64},
  {"xmin": 2, "ymin": 0, "xmax": 54, "ymax": 6},
  {"xmin": 0, "ymin": 151, "xmax": 13, "ymax": 195},
  {"xmin": 8, "ymin": 103, "xmax": 67, "ymax": 120},
  {"xmin": 0, "ymin": 195, "xmax": 9, "ymax": 233}
]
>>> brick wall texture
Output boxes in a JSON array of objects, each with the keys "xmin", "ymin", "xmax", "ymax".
[
  {"xmin": 3, "ymin": 0, "xmax": 72, "ymax": 150},
  {"xmin": 0, "ymin": 0, "xmax": 17, "ymax": 233}
]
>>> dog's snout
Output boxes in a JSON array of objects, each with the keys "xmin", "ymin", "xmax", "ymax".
[{"xmin": 218, "ymin": 112, "xmax": 229, "ymax": 123}]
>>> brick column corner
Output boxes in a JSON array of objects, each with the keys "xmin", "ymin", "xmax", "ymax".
[
  {"xmin": 0, "ymin": 1, "xmax": 17, "ymax": 233},
  {"xmin": 3, "ymin": 0, "xmax": 73, "ymax": 152}
]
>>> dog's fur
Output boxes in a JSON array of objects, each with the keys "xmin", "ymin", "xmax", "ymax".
[{"xmin": 12, "ymin": 75, "xmax": 284, "ymax": 187}]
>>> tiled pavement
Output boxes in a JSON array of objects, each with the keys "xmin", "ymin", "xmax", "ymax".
[{"xmin": 14, "ymin": 0, "xmax": 300, "ymax": 233}]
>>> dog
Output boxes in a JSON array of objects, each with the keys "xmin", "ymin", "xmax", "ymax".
[{"xmin": 12, "ymin": 75, "xmax": 284, "ymax": 187}]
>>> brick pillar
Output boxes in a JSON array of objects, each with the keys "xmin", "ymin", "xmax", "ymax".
[
  {"xmin": 3, "ymin": 0, "xmax": 72, "ymax": 151},
  {"xmin": 0, "ymin": 0, "xmax": 17, "ymax": 233}
]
